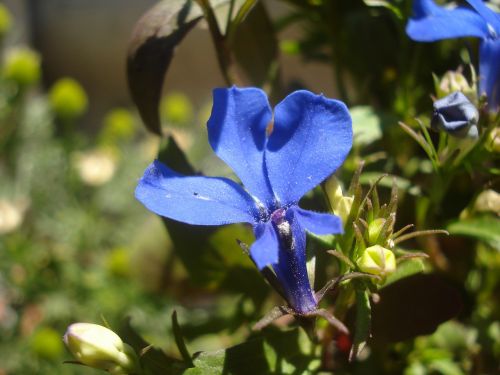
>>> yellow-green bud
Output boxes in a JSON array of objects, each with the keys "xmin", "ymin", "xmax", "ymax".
[
  {"xmin": 0, "ymin": 4, "xmax": 13, "ymax": 38},
  {"xmin": 324, "ymin": 176, "xmax": 353, "ymax": 225},
  {"xmin": 436, "ymin": 70, "xmax": 476, "ymax": 100},
  {"xmin": 63, "ymin": 323, "xmax": 140, "ymax": 374},
  {"xmin": 3, "ymin": 47, "xmax": 41, "ymax": 86},
  {"xmin": 486, "ymin": 127, "xmax": 500, "ymax": 153},
  {"xmin": 474, "ymin": 189, "xmax": 500, "ymax": 215},
  {"xmin": 357, "ymin": 245, "xmax": 396, "ymax": 278},
  {"xmin": 160, "ymin": 92, "xmax": 193, "ymax": 125},
  {"xmin": 101, "ymin": 108, "xmax": 135, "ymax": 143},
  {"xmin": 368, "ymin": 218, "xmax": 385, "ymax": 244},
  {"xmin": 49, "ymin": 78, "xmax": 88, "ymax": 120}
]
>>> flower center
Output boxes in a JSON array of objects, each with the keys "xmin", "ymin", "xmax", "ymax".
[
  {"xmin": 270, "ymin": 208, "xmax": 293, "ymax": 249},
  {"xmin": 270, "ymin": 207, "xmax": 286, "ymax": 225}
]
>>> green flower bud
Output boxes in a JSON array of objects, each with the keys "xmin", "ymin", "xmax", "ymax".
[
  {"xmin": 436, "ymin": 70, "xmax": 476, "ymax": 100},
  {"xmin": 368, "ymin": 218, "xmax": 385, "ymax": 244},
  {"xmin": 0, "ymin": 4, "xmax": 13, "ymax": 38},
  {"xmin": 324, "ymin": 176, "xmax": 353, "ymax": 225},
  {"xmin": 486, "ymin": 127, "xmax": 500, "ymax": 153},
  {"xmin": 3, "ymin": 47, "xmax": 41, "ymax": 86},
  {"xmin": 101, "ymin": 108, "xmax": 135, "ymax": 143},
  {"xmin": 49, "ymin": 78, "xmax": 88, "ymax": 120},
  {"xmin": 63, "ymin": 323, "xmax": 140, "ymax": 374},
  {"xmin": 357, "ymin": 245, "xmax": 396, "ymax": 278},
  {"xmin": 106, "ymin": 247, "xmax": 132, "ymax": 278},
  {"xmin": 160, "ymin": 92, "xmax": 193, "ymax": 125}
]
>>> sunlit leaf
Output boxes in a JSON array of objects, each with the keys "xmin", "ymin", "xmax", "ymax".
[
  {"xmin": 447, "ymin": 215, "xmax": 500, "ymax": 250},
  {"xmin": 183, "ymin": 328, "xmax": 319, "ymax": 374},
  {"xmin": 384, "ymin": 257, "xmax": 426, "ymax": 286}
]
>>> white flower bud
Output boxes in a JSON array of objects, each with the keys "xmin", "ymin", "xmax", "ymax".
[
  {"xmin": 325, "ymin": 176, "xmax": 353, "ymax": 225},
  {"xmin": 437, "ymin": 70, "xmax": 476, "ymax": 100},
  {"xmin": 63, "ymin": 323, "xmax": 140, "ymax": 374}
]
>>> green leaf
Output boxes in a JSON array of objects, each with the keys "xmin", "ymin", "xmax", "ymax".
[
  {"xmin": 183, "ymin": 328, "xmax": 319, "ymax": 375},
  {"xmin": 127, "ymin": 0, "xmax": 228, "ymax": 135},
  {"xmin": 351, "ymin": 106, "xmax": 383, "ymax": 147},
  {"xmin": 172, "ymin": 311, "xmax": 193, "ymax": 366},
  {"xmin": 384, "ymin": 257, "xmax": 426, "ymax": 287},
  {"xmin": 447, "ymin": 215, "xmax": 500, "ymax": 249},
  {"xmin": 350, "ymin": 289, "xmax": 371, "ymax": 361}
]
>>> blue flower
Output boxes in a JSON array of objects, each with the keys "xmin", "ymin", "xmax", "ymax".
[
  {"xmin": 135, "ymin": 87, "xmax": 352, "ymax": 314},
  {"xmin": 406, "ymin": 0, "xmax": 500, "ymax": 110}
]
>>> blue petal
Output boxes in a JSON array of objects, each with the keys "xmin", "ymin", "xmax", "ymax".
[
  {"xmin": 291, "ymin": 207, "xmax": 343, "ymax": 235},
  {"xmin": 479, "ymin": 38, "xmax": 500, "ymax": 110},
  {"xmin": 465, "ymin": 0, "xmax": 500, "ymax": 35},
  {"xmin": 207, "ymin": 86, "xmax": 274, "ymax": 206},
  {"xmin": 135, "ymin": 160, "xmax": 258, "ymax": 225},
  {"xmin": 265, "ymin": 91, "xmax": 352, "ymax": 206},
  {"xmin": 270, "ymin": 209, "xmax": 317, "ymax": 314},
  {"xmin": 406, "ymin": 0, "xmax": 489, "ymax": 41},
  {"xmin": 250, "ymin": 222, "xmax": 279, "ymax": 270}
]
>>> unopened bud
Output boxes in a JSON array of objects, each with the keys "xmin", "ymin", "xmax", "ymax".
[
  {"xmin": 486, "ymin": 127, "xmax": 500, "ymax": 153},
  {"xmin": 3, "ymin": 47, "xmax": 41, "ymax": 86},
  {"xmin": 474, "ymin": 189, "xmax": 500, "ymax": 215},
  {"xmin": 63, "ymin": 323, "xmax": 140, "ymax": 374},
  {"xmin": 0, "ymin": 4, "xmax": 12, "ymax": 38},
  {"xmin": 368, "ymin": 218, "xmax": 385, "ymax": 244},
  {"xmin": 436, "ymin": 70, "xmax": 476, "ymax": 99},
  {"xmin": 357, "ymin": 245, "xmax": 396, "ymax": 278},
  {"xmin": 49, "ymin": 78, "xmax": 88, "ymax": 120},
  {"xmin": 325, "ymin": 176, "xmax": 353, "ymax": 225},
  {"xmin": 431, "ymin": 91, "xmax": 479, "ymax": 139}
]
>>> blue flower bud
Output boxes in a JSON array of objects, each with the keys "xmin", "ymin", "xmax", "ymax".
[{"xmin": 431, "ymin": 92, "xmax": 479, "ymax": 138}]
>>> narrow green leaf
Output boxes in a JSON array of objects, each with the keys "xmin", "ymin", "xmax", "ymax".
[
  {"xmin": 172, "ymin": 311, "xmax": 193, "ymax": 366},
  {"xmin": 447, "ymin": 215, "xmax": 500, "ymax": 249}
]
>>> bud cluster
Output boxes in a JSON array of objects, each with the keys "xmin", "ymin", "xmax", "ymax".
[{"xmin": 326, "ymin": 164, "xmax": 436, "ymax": 284}]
